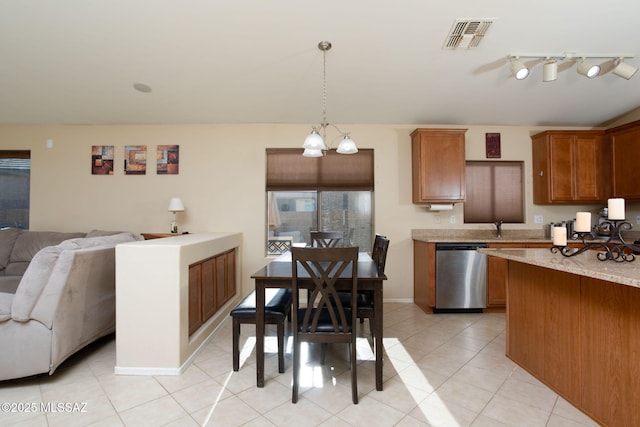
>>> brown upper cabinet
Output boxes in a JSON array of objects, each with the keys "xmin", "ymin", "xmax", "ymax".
[
  {"xmin": 411, "ymin": 128, "xmax": 467, "ymax": 203},
  {"xmin": 606, "ymin": 120, "xmax": 640, "ymax": 200},
  {"xmin": 531, "ymin": 130, "xmax": 609, "ymax": 204}
]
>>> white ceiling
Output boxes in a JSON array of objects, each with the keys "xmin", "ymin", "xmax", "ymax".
[{"xmin": 1, "ymin": 1, "xmax": 640, "ymax": 127}]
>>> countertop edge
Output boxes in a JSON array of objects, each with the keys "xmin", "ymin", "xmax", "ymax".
[{"xmin": 480, "ymin": 248, "xmax": 640, "ymax": 289}]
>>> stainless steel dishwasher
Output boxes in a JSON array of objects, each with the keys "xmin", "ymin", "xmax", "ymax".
[{"xmin": 435, "ymin": 242, "xmax": 487, "ymax": 312}]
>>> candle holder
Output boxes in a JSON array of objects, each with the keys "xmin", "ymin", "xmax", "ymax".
[{"xmin": 550, "ymin": 220, "xmax": 640, "ymax": 262}]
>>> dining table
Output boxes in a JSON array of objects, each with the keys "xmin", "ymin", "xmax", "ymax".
[{"xmin": 250, "ymin": 251, "xmax": 387, "ymax": 391}]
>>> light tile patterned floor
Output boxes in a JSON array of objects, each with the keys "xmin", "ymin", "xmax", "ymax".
[{"xmin": 0, "ymin": 303, "xmax": 600, "ymax": 426}]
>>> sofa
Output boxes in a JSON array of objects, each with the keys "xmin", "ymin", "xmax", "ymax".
[{"xmin": 0, "ymin": 229, "xmax": 142, "ymax": 381}]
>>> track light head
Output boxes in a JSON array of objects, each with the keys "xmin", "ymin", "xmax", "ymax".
[
  {"xmin": 577, "ymin": 58, "xmax": 600, "ymax": 78},
  {"xmin": 510, "ymin": 58, "xmax": 529, "ymax": 80},
  {"xmin": 613, "ymin": 58, "xmax": 638, "ymax": 80},
  {"xmin": 543, "ymin": 59, "xmax": 558, "ymax": 82}
]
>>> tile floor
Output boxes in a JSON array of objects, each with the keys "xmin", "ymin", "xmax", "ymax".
[{"xmin": 0, "ymin": 303, "xmax": 600, "ymax": 427}]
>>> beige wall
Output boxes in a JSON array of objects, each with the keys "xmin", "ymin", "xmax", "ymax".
[{"xmin": 1, "ymin": 123, "xmax": 638, "ymax": 301}]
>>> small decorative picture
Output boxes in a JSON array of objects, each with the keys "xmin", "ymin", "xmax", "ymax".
[
  {"xmin": 91, "ymin": 145, "xmax": 114, "ymax": 175},
  {"xmin": 124, "ymin": 145, "xmax": 147, "ymax": 175},
  {"xmin": 157, "ymin": 145, "xmax": 179, "ymax": 175},
  {"xmin": 486, "ymin": 133, "xmax": 501, "ymax": 158}
]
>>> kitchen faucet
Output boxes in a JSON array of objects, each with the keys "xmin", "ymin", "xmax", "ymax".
[{"xmin": 494, "ymin": 220, "xmax": 503, "ymax": 238}]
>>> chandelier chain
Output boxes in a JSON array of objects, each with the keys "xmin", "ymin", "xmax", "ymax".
[{"xmin": 321, "ymin": 46, "xmax": 328, "ymax": 127}]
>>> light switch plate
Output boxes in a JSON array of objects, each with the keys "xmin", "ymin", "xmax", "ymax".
[
  {"xmin": 534, "ymin": 215, "xmax": 543, "ymax": 224},
  {"xmin": 450, "ymin": 215, "xmax": 456, "ymax": 224},
  {"xmin": 636, "ymin": 215, "xmax": 640, "ymax": 225}
]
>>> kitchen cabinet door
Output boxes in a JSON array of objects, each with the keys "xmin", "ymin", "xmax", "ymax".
[
  {"xmin": 607, "ymin": 120, "xmax": 640, "ymax": 200},
  {"xmin": 411, "ymin": 128, "xmax": 466, "ymax": 203},
  {"xmin": 532, "ymin": 130, "xmax": 607, "ymax": 203}
]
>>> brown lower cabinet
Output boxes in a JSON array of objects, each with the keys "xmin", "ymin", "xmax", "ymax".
[
  {"xmin": 486, "ymin": 242, "xmax": 552, "ymax": 308},
  {"xmin": 188, "ymin": 248, "xmax": 237, "ymax": 335}
]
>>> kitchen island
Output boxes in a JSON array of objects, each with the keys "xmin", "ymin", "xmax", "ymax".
[{"xmin": 482, "ymin": 247, "xmax": 640, "ymax": 427}]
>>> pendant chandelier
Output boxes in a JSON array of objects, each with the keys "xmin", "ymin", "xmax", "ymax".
[{"xmin": 302, "ymin": 41, "xmax": 358, "ymax": 157}]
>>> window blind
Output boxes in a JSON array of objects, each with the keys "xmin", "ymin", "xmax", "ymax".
[
  {"xmin": 464, "ymin": 161, "xmax": 524, "ymax": 223},
  {"xmin": 266, "ymin": 148, "xmax": 374, "ymax": 191}
]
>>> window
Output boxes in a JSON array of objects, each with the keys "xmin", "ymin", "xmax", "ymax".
[
  {"xmin": 0, "ymin": 150, "xmax": 30, "ymax": 229},
  {"xmin": 464, "ymin": 161, "xmax": 524, "ymax": 224},
  {"xmin": 266, "ymin": 149, "xmax": 374, "ymax": 254}
]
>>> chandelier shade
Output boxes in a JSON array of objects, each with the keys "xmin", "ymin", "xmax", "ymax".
[
  {"xmin": 303, "ymin": 128, "xmax": 327, "ymax": 150},
  {"xmin": 336, "ymin": 135, "xmax": 358, "ymax": 154}
]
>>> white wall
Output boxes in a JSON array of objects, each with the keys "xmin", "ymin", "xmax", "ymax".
[{"xmin": 1, "ymin": 123, "xmax": 638, "ymax": 301}]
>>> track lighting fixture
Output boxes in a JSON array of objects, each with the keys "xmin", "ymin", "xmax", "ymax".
[
  {"xmin": 613, "ymin": 58, "xmax": 639, "ymax": 80},
  {"xmin": 508, "ymin": 53, "xmax": 636, "ymax": 82},
  {"xmin": 510, "ymin": 57, "xmax": 529, "ymax": 80},
  {"xmin": 576, "ymin": 58, "xmax": 600, "ymax": 78}
]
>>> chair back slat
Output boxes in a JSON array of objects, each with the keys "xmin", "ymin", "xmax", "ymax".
[{"xmin": 310, "ymin": 231, "xmax": 344, "ymax": 248}]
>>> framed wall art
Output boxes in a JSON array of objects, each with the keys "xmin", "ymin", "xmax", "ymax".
[
  {"xmin": 485, "ymin": 133, "xmax": 501, "ymax": 158},
  {"xmin": 157, "ymin": 145, "xmax": 179, "ymax": 175},
  {"xmin": 124, "ymin": 145, "xmax": 147, "ymax": 175},
  {"xmin": 91, "ymin": 145, "xmax": 114, "ymax": 175}
]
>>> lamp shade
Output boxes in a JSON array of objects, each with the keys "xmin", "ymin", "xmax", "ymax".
[
  {"xmin": 302, "ymin": 148, "xmax": 324, "ymax": 157},
  {"xmin": 336, "ymin": 136, "xmax": 358, "ymax": 154},
  {"xmin": 303, "ymin": 129, "xmax": 327, "ymax": 150},
  {"xmin": 168, "ymin": 197, "xmax": 185, "ymax": 212}
]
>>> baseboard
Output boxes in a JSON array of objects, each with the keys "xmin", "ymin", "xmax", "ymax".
[{"xmin": 383, "ymin": 298, "xmax": 413, "ymax": 303}]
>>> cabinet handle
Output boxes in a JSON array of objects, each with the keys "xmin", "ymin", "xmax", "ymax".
[{"xmin": 539, "ymin": 170, "xmax": 544, "ymax": 177}]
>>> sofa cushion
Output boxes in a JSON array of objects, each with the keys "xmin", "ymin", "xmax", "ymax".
[
  {"xmin": 85, "ymin": 230, "xmax": 124, "ymax": 238},
  {"xmin": 11, "ymin": 246, "xmax": 63, "ymax": 322},
  {"xmin": 0, "ymin": 292, "xmax": 13, "ymax": 321},
  {"xmin": 0, "ymin": 276, "xmax": 21, "ymax": 294},
  {"xmin": 14, "ymin": 232, "xmax": 140, "ymax": 324},
  {"xmin": 57, "ymin": 232, "xmax": 142, "ymax": 250},
  {"xmin": 0, "ymin": 228, "xmax": 23, "ymax": 272},
  {"xmin": 5, "ymin": 231, "xmax": 86, "ymax": 276}
]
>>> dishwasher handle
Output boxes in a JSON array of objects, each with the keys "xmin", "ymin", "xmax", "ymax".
[{"xmin": 436, "ymin": 242, "xmax": 488, "ymax": 251}]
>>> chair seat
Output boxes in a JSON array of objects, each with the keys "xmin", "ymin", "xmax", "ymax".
[
  {"xmin": 297, "ymin": 307, "xmax": 353, "ymax": 333},
  {"xmin": 336, "ymin": 291, "xmax": 372, "ymax": 308},
  {"xmin": 230, "ymin": 288, "xmax": 292, "ymax": 374},
  {"xmin": 230, "ymin": 288, "xmax": 292, "ymax": 317}
]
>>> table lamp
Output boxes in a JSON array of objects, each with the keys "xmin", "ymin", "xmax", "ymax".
[{"xmin": 168, "ymin": 197, "xmax": 185, "ymax": 234}]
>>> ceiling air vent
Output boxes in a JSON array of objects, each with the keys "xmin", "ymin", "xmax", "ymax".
[{"xmin": 443, "ymin": 19, "xmax": 493, "ymax": 50}]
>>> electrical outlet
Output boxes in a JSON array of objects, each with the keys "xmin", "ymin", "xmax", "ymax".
[
  {"xmin": 636, "ymin": 215, "xmax": 640, "ymax": 225},
  {"xmin": 450, "ymin": 215, "xmax": 456, "ymax": 224},
  {"xmin": 534, "ymin": 215, "xmax": 544, "ymax": 224}
]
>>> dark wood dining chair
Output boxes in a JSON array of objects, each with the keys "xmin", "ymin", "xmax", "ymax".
[
  {"xmin": 291, "ymin": 246, "xmax": 359, "ymax": 404},
  {"xmin": 358, "ymin": 234, "xmax": 389, "ymax": 328},
  {"xmin": 230, "ymin": 288, "xmax": 292, "ymax": 373},
  {"xmin": 310, "ymin": 231, "xmax": 344, "ymax": 248}
]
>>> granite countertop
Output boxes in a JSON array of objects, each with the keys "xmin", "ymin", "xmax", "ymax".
[
  {"xmin": 480, "ymin": 247, "xmax": 640, "ymax": 289},
  {"xmin": 412, "ymin": 228, "xmax": 640, "ymax": 244}
]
